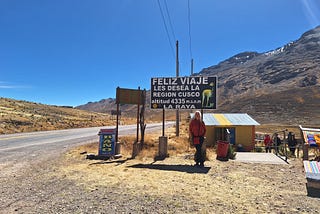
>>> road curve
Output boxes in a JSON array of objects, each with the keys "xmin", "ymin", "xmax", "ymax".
[{"xmin": 0, "ymin": 122, "xmax": 174, "ymax": 161}]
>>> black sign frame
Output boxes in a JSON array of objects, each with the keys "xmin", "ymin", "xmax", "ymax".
[{"xmin": 151, "ymin": 76, "xmax": 217, "ymax": 109}]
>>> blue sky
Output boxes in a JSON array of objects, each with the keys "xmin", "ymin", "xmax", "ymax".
[{"xmin": 1, "ymin": 0, "xmax": 319, "ymax": 106}]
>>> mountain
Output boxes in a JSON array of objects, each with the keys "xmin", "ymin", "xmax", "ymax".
[
  {"xmin": 77, "ymin": 26, "xmax": 320, "ymax": 126},
  {"xmin": 199, "ymin": 26, "xmax": 320, "ymax": 96},
  {"xmin": 198, "ymin": 25, "xmax": 320, "ymax": 125}
]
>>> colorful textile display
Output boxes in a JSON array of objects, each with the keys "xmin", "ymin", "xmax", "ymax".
[{"xmin": 303, "ymin": 132, "xmax": 320, "ymax": 147}]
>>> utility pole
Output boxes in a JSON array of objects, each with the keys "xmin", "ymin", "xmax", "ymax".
[
  {"xmin": 176, "ymin": 40, "xmax": 179, "ymax": 136},
  {"xmin": 191, "ymin": 58, "xmax": 194, "ymax": 75},
  {"xmin": 190, "ymin": 58, "xmax": 194, "ymax": 116}
]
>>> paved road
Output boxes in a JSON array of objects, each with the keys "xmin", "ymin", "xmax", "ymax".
[{"xmin": 0, "ymin": 122, "xmax": 174, "ymax": 162}]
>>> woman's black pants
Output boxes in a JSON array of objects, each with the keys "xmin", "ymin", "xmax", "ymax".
[{"xmin": 195, "ymin": 142, "xmax": 204, "ymax": 165}]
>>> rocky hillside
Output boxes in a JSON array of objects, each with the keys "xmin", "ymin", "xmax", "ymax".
[
  {"xmin": 200, "ymin": 26, "xmax": 320, "ymax": 97},
  {"xmin": 77, "ymin": 26, "xmax": 320, "ymax": 126},
  {"xmin": 198, "ymin": 26, "xmax": 320, "ymax": 125}
]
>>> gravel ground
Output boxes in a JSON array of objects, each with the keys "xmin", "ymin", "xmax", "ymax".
[{"xmin": 1, "ymin": 144, "xmax": 320, "ymax": 214}]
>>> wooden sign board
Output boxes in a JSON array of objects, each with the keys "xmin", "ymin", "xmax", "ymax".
[{"xmin": 116, "ymin": 87, "xmax": 144, "ymax": 105}]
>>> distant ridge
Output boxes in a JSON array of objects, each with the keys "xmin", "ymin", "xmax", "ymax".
[{"xmin": 76, "ymin": 98, "xmax": 115, "ymax": 113}]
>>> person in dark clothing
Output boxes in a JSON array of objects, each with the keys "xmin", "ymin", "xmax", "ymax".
[
  {"xmin": 189, "ymin": 111, "xmax": 206, "ymax": 167},
  {"xmin": 288, "ymin": 132, "xmax": 297, "ymax": 156},
  {"xmin": 274, "ymin": 134, "xmax": 281, "ymax": 153}
]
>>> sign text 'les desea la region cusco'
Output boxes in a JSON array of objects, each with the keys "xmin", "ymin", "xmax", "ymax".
[{"xmin": 151, "ymin": 76, "xmax": 217, "ymax": 109}]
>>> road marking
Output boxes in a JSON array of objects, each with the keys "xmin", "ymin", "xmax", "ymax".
[{"xmin": 0, "ymin": 135, "xmax": 28, "ymax": 141}]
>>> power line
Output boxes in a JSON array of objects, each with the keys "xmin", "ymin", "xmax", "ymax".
[
  {"xmin": 163, "ymin": 0, "xmax": 176, "ymax": 42},
  {"xmin": 157, "ymin": 0, "xmax": 175, "ymax": 59}
]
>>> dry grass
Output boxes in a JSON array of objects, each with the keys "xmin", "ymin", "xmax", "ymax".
[
  {"xmin": 56, "ymin": 121, "xmax": 276, "ymax": 189},
  {"xmin": 0, "ymin": 97, "xmax": 119, "ymax": 134},
  {"xmin": 71, "ymin": 123, "xmax": 193, "ymax": 160},
  {"xmin": 58, "ymin": 124, "xmax": 194, "ymax": 194},
  {"xmin": 58, "ymin": 124, "xmax": 204, "ymax": 197}
]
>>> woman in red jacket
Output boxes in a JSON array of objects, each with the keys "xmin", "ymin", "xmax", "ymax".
[
  {"xmin": 264, "ymin": 134, "xmax": 273, "ymax": 153},
  {"xmin": 189, "ymin": 111, "xmax": 206, "ymax": 167}
]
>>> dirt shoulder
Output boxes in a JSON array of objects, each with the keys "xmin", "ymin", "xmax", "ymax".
[{"xmin": 1, "ymin": 140, "xmax": 320, "ymax": 214}]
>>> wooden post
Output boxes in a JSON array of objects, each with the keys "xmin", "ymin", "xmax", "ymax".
[
  {"xmin": 159, "ymin": 136, "xmax": 168, "ymax": 158},
  {"xmin": 162, "ymin": 107, "xmax": 165, "ymax": 136},
  {"xmin": 140, "ymin": 89, "xmax": 146, "ymax": 147},
  {"xmin": 116, "ymin": 87, "xmax": 119, "ymax": 142},
  {"xmin": 136, "ymin": 87, "xmax": 140, "ymax": 143}
]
